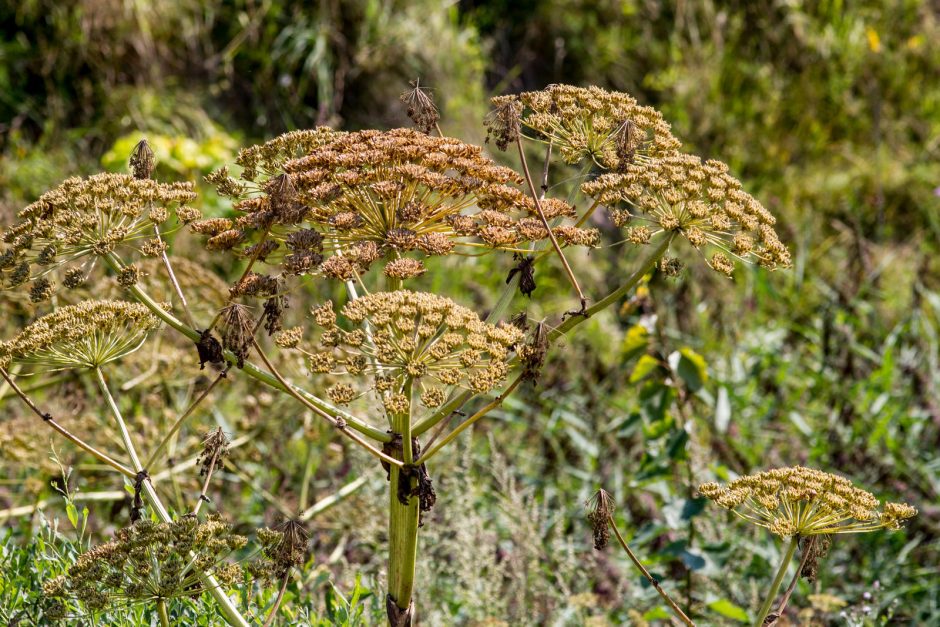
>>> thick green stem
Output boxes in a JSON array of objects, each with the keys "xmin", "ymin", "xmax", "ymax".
[
  {"xmin": 157, "ymin": 598, "xmax": 170, "ymax": 627},
  {"xmin": 754, "ymin": 536, "xmax": 799, "ymax": 627},
  {"xmin": 94, "ymin": 368, "xmax": 249, "ymax": 627},
  {"xmin": 387, "ymin": 465, "xmax": 420, "ymax": 623},
  {"xmin": 387, "ymin": 383, "xmax": 419, "ymax": 624}
]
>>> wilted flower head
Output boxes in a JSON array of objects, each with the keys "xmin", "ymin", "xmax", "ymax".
[
  {"xmin": 45, "ymin": 516, "xmax": 246, "ymax": 611},
  {"xmin": 400, "ymin": 79, "xmax": 440, "ymax": 134},
  {"xmin": 0, "ymin": 174, "xmax": 196, "ymax": 296},
  {"xmin": 582, "ymin": 152, "xmax": 791, "ymax": 274},
  {"xmin": 204, "ymin": 128, "xmax": 597, "ymax": 281},
  {"xmin": 0, "ymin": 300, "xmax": 160, "ymax": 371},
  {"xmin": 247, "ymin": 520, "xmax": 308, "ymax": 582},
  {"xmin": 489, "ymin": 84, "xmax": 681, "ymax": 169},
  {"xmin": 301, "ymin": 291, "xmax": 522, "ymax": 413},
  {"xmin": 699, "ymin": 466, "xmax": 917, "ymax": 537}
]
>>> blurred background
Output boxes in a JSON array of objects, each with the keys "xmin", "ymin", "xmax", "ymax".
[{"xmin": 1, "ymin": 1, "xmax": 938, "ymax": 625}]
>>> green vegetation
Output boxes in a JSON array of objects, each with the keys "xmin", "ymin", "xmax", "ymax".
[{"xmin": 1, "ymin": 1, "xmax": 937, "ymax": 625}]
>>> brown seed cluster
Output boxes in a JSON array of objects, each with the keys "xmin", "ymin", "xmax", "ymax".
[
  {"xmin": 400, "ymin": 80, "xmax": 440, "ymax": 134},
  {"xmin": 43, "ymin": 516, "xmax": 246, "ymax": 611},
  {"xmin": 247, "ymin": 520, "xmax": 309, "ymax": 582},
  {"xmin": 583, "ymin": 152, "xmax": 791, "ymax": 274},
  {"xmin": 301, "ymin": 291, "xmax": 522, "ymax": 414},
  {"xmin": 699, "ymin": 466, "xmax": 917, "ymax": 537},
  {"xmin": 0, "ymin": 174, "xmax": 196, "ymax": 296},
  {"xmin": 0, "ymin": 300, "xmax": 160, "ymax": 371},
  {"xmin": 203, "ymin": 128, "xmax": 598, "ymax": 281},
  {"xmin": 488, "ymin": 85, "xmax": 681, "ymax": 169}
]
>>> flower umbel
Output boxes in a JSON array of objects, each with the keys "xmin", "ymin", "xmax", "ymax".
[
  {"xmin": 583, "ymin": 152, "xmax": 791, "ymax": 274},
  {"xmin": 699, "ymin": 466, "xmax": 917, "ymax": 537},
  {"xmin": 0, "ymin": 174, "xmax": 196, "ymax": 295},
  {"xmin": 0, "ymin": 300, "xmax": 160, "ymax": 371},
  {"xmin": 490, "ymin": 84, "xmax": 681, "ymax": 169},
  {"xmin": 45, "ymin": 517, "xmax": 246, "ymax": 611},
  {"xmin": 302, "ymin": 290, "xmax": 522, "ymax": 412},
  {"xmin": 204, "ymin": 128, "xmax": 597, "ymax": 280}
]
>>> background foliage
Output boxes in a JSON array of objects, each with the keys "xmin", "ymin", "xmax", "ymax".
[{"xmin": 1, "ymin": 1, "xmax": 938, "ymax": 624}]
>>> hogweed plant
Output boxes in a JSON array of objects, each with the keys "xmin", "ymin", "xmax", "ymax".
[
  {"xmin": 700, "ymin": 467, "xmax": 917, "ymax": 626},
  {"xmin": 0, "ymin": 81, "xmax": 913, "ymax": 625}
]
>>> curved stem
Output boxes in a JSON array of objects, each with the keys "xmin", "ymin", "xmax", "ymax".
[
  {"xmin": 414, "ymin": 374, "xmax": 522, "ymax": 466},
  {"xmin": 94, "ymin": 367, "xmax": 249, "ymax": 627},
  {"xmin": 754, "ymin": 536, "xmax": 799, "ymax": 627},
  {"xmin": 105, "ymin": 252, "xmax": 389, "ymax": 443},
  {"xmin": 607, "ymin": 512, "xmax": 695, "ymax": 626},
  {"xmin": 0, "ymin": 368, "xmax": 135, "ymax": 479},
  {"xmin": 250, "ymin": 339, "xmax": 402, "ymax": 468}
]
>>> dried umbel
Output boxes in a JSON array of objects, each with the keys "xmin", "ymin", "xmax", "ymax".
[
  {"xmin": 400, "ymin": 80, "xmax": 440, "ymax": 134},
  {"xmin": 0, "ymin": 174, "xmax": 196, "ymax": 296},
  {"xmin": 247, "ymin": 520, "xmax": 309, "ymax": 582},
  {"xmin": 489, "ymin": 84, "xmax": 681, "ymax": 169},
  {"xmin": 44, "ymin": 516, "xmax": 246, "ymax": 611},
  {"xmin": 0, "ymin": 300, "xmax": 160, "ymax": 371},
  {"xmin": 582, "ymin": 152, "xmax": 791, "ymax": 274},
  {"xmin": 205, "ymin": 128, "xmax": 597, "ymax": 280},
  {"xmin": 303, "ymin": 291, "xmax": 522, "ymax": 412},
  {"xmin": 699, "ymin": 466, "xmax": 917, "ymax": 537}
]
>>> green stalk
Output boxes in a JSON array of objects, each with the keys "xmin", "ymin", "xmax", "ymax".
[
  {"xmin": 387, "ymin": 381, "xmax": 419, "ymax": 623},
  {"xmin": 754, "ymin": 536, "xmax": 799, "ymax": 627},
  {"xmin": 157, "ymin": 598, "xmax": 170, "ymax": 627},
  {"xmin": 94, "ymin": 368, "xmax": 249, "ymax": 627},
  {"xmin": 105, "ymin": 252, "xmax": 390, "ymax": 443}
]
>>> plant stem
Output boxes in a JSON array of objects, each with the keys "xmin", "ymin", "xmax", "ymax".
[
  {"xmin": 157, "ymin": 598, "xmax": 170, "ymax": 627},
  {"xmin": 262, "ymin": 572, "xmax": 291, "ymax": 627},
  {"xmin": 192, "ymin": 446, "xmax": 221, "ymax": 516},
  {"xmin": 413, "ymin": 374, "xmax": 522, "ymax": 465},
  {"xmin": 145, "ymin": 368, "xmax": 229, "ymax": 469},
  {"xmin": 94, "ymin": 367, "xmax": 249, "ymax": 627},
  {"xmin": 299, "ymin": 475, "xmax": 368, "ymax": 521},
  {"xmin": 773, "ymin": 536, "xmax": 816, "ymax": 621},
  {"xmin": 387, "ymin": 383, "xmax": 418, "ymax": 625},
  {"xmin": 0, "ymin": 367, "xmax": 135, "ymax": 478},
  {"xmin": 516, "ymin": 137, "xmax": 587, "ymax": 311},
  {"xmin": 106, "ymin": 252, "xmax": 389, "ymax": 442},
  {"xmin": 754, "ymin": 536, "xmax": 799, "ymax": 627},
  {"xmin": 549, "ymin": 233, "xmax": 674, "ymax": 341},
  {"xmin": 607, "ymin": 512, "xmax": 695, "ymax": 626},
  {"xmin": 250, "ymin": 339, "xmax": 402, "ymax": 468},
  {"xmin": 153, "ymin": 224, "xmax": 196, "ymax": 330}
]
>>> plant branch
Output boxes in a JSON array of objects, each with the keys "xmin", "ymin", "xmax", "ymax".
[
  {"xmin": 516, "ymin": 137, "xmax": 587, "ymax": 312},
  {"xmin": 105, "ymin": 251, "xmax": 389, "ymax": 442},
  {"xmin": 153, "ymin": 223, "xmax": 196, "ymax": 329},
  {"xmin": 262, "ymin": 572, "xmax": 291, "ymax": 627},
  {"xmin": 0, "ymin": 367, "xmax": 135, "ymax": 478},
  {"xmin": 754, "ymin": 536, "xmax": 800, "ymax": 627},
  {"xmin": 771, "ymin": 536, "xmax": 816, "ymax": 622},
  {"xmin": 414, "ymin": 374, "xmax": 522, "ymax": 466},
  {"xmin": 607, "ymin": 512, "xmax": 695, "ymax": 626},
  {"xmin": 250, "ymin": 338, "xmax": 403, "ymax": 468}
]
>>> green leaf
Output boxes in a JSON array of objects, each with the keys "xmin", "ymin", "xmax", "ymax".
[
  {"xmin": 65, "ymin": 502, "xmax": 78, "ymax": 529},
  {"xmin": 621, "ymin": 324, "xmax": 649, "ymax": 362},
  {"xmin": 708, "ymin": 598, "xmax": 750, "ymax": 622},
  {"xmin": 675, "ymin": 347, "xmax": 708, "ymax": 392},
  {"xmin": 630, "ymin": 354, "xmax": 662, "ymax": 383}
]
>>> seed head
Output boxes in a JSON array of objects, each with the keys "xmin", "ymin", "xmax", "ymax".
[
  {"xmin": 0, "ymin": 300, "xmax": 160, "ymax": 371},
  {"xmin": 0, "ymin": 174, "xmax": 195, "ymax": 297},
  {"xmin": 583, "ymin": 153, "xmax": 791, "ymax": 273},
  {"xmin": 44, "ymin": 516, "xmax": 246, "ymax": 611},
  {"xmin": 495, "ymin": 84, "xmax": 680, "ymax": 169},
  {"xmin": 699, "ymin": 467, "xmax": 917, "ymax": 537},
  {"xmin": 129, "ymin": 139, "xmax": 155, "ymax": 180},
  {"xmin": 400, "ymin": 79, "xmax": 440, "ymax": 134},
  {"xmin": 202, "ymin": 128, "xmax": 595, "ymax": 281}
]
